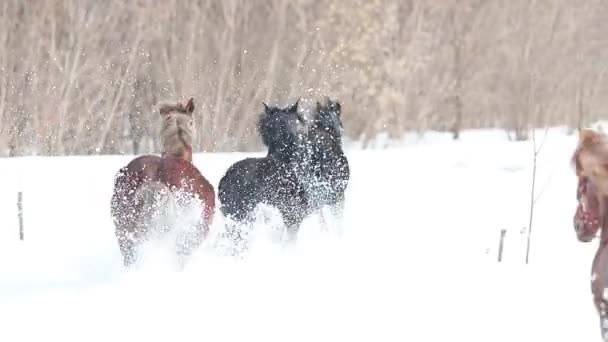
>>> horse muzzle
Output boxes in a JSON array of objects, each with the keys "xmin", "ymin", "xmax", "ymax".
[{"xmin": 577, "ymin": 229, "xmax": 597, "ymax": 243}]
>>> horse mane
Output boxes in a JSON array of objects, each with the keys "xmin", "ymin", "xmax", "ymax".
[
  {"xmin": 257, "ymin": 100, "xmax": 303, "ymax": 159},
  {"xmin": 572, "ymin": 128, "xmax": 608, "ymax": 196},
  {"xmin": 159, "ymin": 97, "xmax": 195, "ymax": 116},
  {"xmin": 159, "ymin": 97, "xmax": 195, "ymax": 161}
]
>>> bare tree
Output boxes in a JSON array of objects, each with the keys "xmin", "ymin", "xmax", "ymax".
[{"xmin": 1, "ymin": 0, "xmax": 608, "ymax": 156}]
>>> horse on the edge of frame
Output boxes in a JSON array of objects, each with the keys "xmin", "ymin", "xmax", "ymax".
[
  {"xmin": 110, "ymin": 97, "xmax": 215, "ymax": 268},
  {"xmin": 571, "ymin": 127, "xmax": 608, "ymax": 341}
]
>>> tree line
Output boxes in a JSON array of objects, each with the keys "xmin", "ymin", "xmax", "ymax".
[{"xmin": 1, "ymin": 0, "xmax": 607, "ymax": 156}]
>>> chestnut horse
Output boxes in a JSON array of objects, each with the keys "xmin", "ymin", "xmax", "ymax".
[
  {"xmin": 571, "ymin": 128, "xmax": 608, "ymax": 341},
  {"xmin": 110, "ymin": 98, "xmax": 215, "ymax": 267}
]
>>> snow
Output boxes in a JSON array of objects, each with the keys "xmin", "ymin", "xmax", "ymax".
[{"xmin": 0, "ymin": 127, "xmax": 602, "ymax": 341}]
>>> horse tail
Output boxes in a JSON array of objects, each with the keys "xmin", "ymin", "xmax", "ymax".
[{"xmin": 134, "ymin": 181, "xmax": 177, "ymax": 230}]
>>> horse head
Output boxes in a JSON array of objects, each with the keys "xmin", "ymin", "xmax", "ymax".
[
  {"xmin": 313, "ymin": 97, "xmax": 344, "ymax": 141},
  {"xmin": 571, "ymin": 128, "xmax": 608, "ymax": 242},
  {"xmin": 158, "ymin": 97, "xmax": 195, "ymax": 160},
  {"xmin": 257, "ymin": 99, "xmax": 307, "ymax": 160}
]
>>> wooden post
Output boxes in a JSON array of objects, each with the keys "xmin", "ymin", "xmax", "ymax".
[
  {"xmin": 525, "ymin": 224, "xmax": 532, "ymax": 264},
  {"xmin": 17, "ymin": 191, "xmax": 23, "ymax": 241},
  {"xmin": 497, "ymin": 229, "xmax": 506, "ymax": 262}
]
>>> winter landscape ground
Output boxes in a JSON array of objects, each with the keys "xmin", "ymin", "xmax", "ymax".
[{"xmin": 0, "ymin": 127, "xmax": 602, "ymax": 341}]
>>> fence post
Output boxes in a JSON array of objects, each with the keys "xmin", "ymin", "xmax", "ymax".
[
  {"xmin": 497, "ymin": 229, "xmax": 507, "ymax": 262},
  {"xmin": 17, "ymin": 191, "xmax": 23, "ymax": 241}
]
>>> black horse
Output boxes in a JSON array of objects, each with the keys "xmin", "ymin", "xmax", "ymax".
[
  {"xmin": 304, "ymin": 97, "xmax": 350, "ymax": 227},
  {"xmin": 217, "ymin": 100, "xmax": 312, "ymax": 251}
]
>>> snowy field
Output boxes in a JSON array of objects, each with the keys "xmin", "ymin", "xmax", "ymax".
[{"xmin": 0, "ymin": 127, "xmax": 602, "ymax": 341}]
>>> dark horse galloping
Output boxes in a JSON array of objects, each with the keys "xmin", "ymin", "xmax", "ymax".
[
  {"xmin": 217, "ymin": 100, "xmax": 310, "ymax": 249},
  {"xmin": 304, "ymin": 98, "xmax": 350, "ymax": 228},
  {"xmin": 571, "ymin": 128, "xmax": 608, "ymax": 341},
  {"xmin": 110, "ymin": 98, "xmax": 215, "ymax": 267}
]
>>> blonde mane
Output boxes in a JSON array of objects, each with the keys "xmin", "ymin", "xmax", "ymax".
[{"xmin": 159, "ymin": 97, "xmax": 195, "ymax": 161}]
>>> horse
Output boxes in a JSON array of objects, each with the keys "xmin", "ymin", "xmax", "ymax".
[
  {"xmin": 110, "ymin": 97, "xmax": 216, "ymax": 267},
  {"xmin": 303, "ymin": 97, "xmax": 350, "ymax": 228},
  {"xmin": 217, "ymin": 100, "xmax": 311, "ymax": 251},
  {"xmin": 571, "ymin": 128, "xmax": 608, "ymax": 341}
]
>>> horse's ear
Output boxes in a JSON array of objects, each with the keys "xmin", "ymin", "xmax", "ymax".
[
  {"xmin": 288, "ymin": 99, "xmax": 300, "ymax": 113},
  {"xmin": 185, "ymin": 98, "xmax": 195, "ymax": 115},
  {"xmin": 332, "ymin": 100, "xmax": 341, "ymax": 115},
  {"xmin": 262, "ymin": 102, "xmax": 270, "ymax": 112}
]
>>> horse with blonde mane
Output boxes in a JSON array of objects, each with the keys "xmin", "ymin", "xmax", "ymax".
[
  {"xmin": 571, "ymin": 128, "xmax": 608, "ymax": 341},
  {"xmin": 110, "ymin": 98, "xmax": 215, "ymax": 268}
]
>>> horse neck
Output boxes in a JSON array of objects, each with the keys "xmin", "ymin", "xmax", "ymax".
[
  {"xmin": 160, "ymin": 117, "xmax": 194, "ymax": 161},
  {"xmin": 310, "ymin": 133, "xmax": 344, "ymax": 164},
  {"xmin": 268, "ymin": 142, "xmax": 302, "ymax": 163},
  {"xmin": 183, "ymin": 145, "xmax": 192, "ymax": 162},
  {"xmin": 312, "ymin": 125, "xmax": 342, "ymax": 149}
]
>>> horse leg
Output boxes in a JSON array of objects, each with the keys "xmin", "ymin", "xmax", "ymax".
[
  {"xmin": 593, "ymin": 289, "xmax": 608, "ymax": 341},
  {"xmin": 216, "ymin": 214, "xmax": 254, "ymax": 257},
  {"xmin": 322, "ymin": 197, "xmax": 346, "ymax": 237},
  {"xmin": 175, "ymin": 229, "xmax": 202, "ymax": 269},
  {"xmin": 591, "ymin": 247, "xmax": 608, "ymax": 341},
  {"xmin": 330, "ymin": 197, "xmax": 346, "ymax": 222},
  {"xmin": 115, "ymin": 214, "xmax": 151, "ymax": 268},
  {"xmin": 318, "ymin": 208, "xmax": 331, "ymax": 233},
  {"xmin": 282, "ymin": 213, "xmax": 305, "ymax": 246},
  {"xmin": 282, "ymin": 225, "xmax": 299, "ymax": 246},
  {"xmin": 116, "ymin": 228, "xmax": 141, "ymax": 267}
]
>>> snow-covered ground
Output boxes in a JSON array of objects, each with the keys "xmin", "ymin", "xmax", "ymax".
[{"xmin": 0, "ymin": 127, "xmax": 601, "ymax": 341}]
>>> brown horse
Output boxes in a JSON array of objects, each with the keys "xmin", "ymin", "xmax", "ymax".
[
  {"xmin": 571, "ymin": 128, "xmax": 608, "ymax": 341},
  {"xmin": 110, "ymin": 98, "xmax": 215, "ymax": 268}
]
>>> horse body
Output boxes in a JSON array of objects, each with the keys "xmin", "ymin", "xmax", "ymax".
[
  {"xmin": 110, "ymin": 98, "xmax": 215, "ymax": 267},
  {"xmin": 219, "ymin": 155, "xmax": 310, "ymax": 237},
  {"xmin": 574, "ymin": 176, "xmax": 608, "ymax": 341},
  {"xmin": 219, "ymin": 157, "xmax": 307, "ymax": 222},
  {"xmin": 592, "ymin": 242, "xmax": 608, "ymax": 335},
  {"xmin": 572, "ymin": 129, "xmax": 608, "ymax": 341}
]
